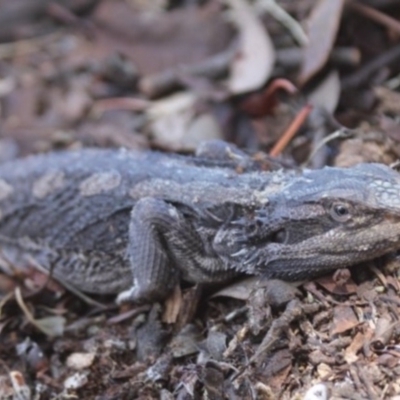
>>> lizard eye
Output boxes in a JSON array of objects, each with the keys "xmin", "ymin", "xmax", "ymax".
[{"xmin": 330, "ymin": 203, "xmax": 351, "ymax": 222}]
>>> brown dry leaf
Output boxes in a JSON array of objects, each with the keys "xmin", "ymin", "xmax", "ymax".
[
  {"xmin": 370, "ymin": 317, "xmax": 394, "ymax": 352},
  {"xmin": 299, "ymin": 0, "xmax": 345, "ymax": 85},
  {"xmin": 316, "ymin": 364, "xmax": 332, "ymax": 380},
  {"xmin": 9, "ymin": 371, "xmax": 31, "ymax": 400},
  {"xmin": 376, "ymin": 354, "xmax": 399, "ymax": 369},
  {"xmin": 225, "ymin": 0, "xmax": 275, "ymax": 94},
  {"xmin": 202, "ymin": 361, "xmax": 226, "ymax": 397},
  {"xmin": 206, "ymin": 331, "xmax": 227, "ymax": 360},
  {"xmin": 356, "ymin": 280, "xmax": 378, "ymax": 303},
  {"xmin": 330, "ymin": 305, "xmax": 359, "ymax": 336},
  {"xmin": 386, "ymin": 275, "xmax": 400, "ymax": 292},
  {"xmin": 0, "ymin": 375, "xmax": 14, "ymax": 400},
  {"xmin": 344, "ymin": 330, "xmax": 371, "ymax": 364},
  {"xmin": 162, "ymin": 285, "xmax": 182, "ymax": 324},
  {"xmin": 334, "ymin": 137, "xmax": 396, "ymax": 167},
  {"xmin": 175, "ymin": 286, "xmax": 203, "ymax": 331},
  {"xmin": 257, "ymin": 349, "xmax": 292, "ymax": 391},
  {"xmin": 169, "ymin": 324, "xmax": 203, "ymax": 358},
  {"xmin": 315, "ymin": 275, "xmax": 357, "ymax": 296}
]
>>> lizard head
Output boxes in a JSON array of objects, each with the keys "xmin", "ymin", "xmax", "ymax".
[{"xmin": 229, "ymin": 163, "xmax": 400, "ymax": 280}]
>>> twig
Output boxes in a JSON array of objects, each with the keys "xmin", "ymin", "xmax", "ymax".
[
  {"xmin": 349, "ymin": 2, "xmax": 400, "ymax": 35},
  {"xmin": 277, "ymin": 47, "xmax": 361, "ymax": 69},
  {"xmin": 342, "ymin": 43, "xmax": 400, "ymax": 89},
  {"xmin": 303, "ymin": 128, "xmax": 354, "ymax": 167},
  {"xmin": 254, "ymin": 0, "xmax": 308, "ymax": 46},
  {"xmin": 269, "ymin": 103, "xmax": 313, "ymax": 157},
  {"xmin": 92, "ymin": 97, "xmax": 151, "ymax": 115}
]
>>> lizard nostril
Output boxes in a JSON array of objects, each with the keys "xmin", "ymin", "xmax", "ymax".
[{"xmin": 269, "ymin": 229, "xmax": 287, "ymax": 244}]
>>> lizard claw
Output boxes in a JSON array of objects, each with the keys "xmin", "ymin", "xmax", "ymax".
[
  {"xmin": 231, "ymin": 248, "xmax": 249, "ymax": 258},
  {"xmin": 116, "ymin": 277, "xmax": 174, "ymax": 304},
  {"xmin": 116, "ymin": 287, "xmax": 139, "ymax": 305}
]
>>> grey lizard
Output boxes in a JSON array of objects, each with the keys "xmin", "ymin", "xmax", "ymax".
[{"xmin": 0, "ymin": 142, "xmax": 399, "ymax": 303}]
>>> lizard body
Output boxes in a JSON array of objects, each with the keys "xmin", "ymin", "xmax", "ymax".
[{"xmin": 0, "ymin": 144, "xmax": 399, "ymax": 303}]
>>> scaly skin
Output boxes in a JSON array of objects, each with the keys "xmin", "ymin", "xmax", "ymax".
[
  {"xmin": 224, "ymin": 163, "xmax": 400, "ymax": 280},
  {"xmin": 0, "ymin": 144, "xmax": 398, "ymax": 303}
]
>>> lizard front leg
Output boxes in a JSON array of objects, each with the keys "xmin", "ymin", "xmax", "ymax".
[{"xmin": 116, "ymin": 197, "xmax": 228, "ymax": 304}]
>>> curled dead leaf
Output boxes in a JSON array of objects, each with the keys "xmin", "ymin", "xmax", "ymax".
[
  {"xmin": 225, "ymin": 0, "xmax": 275, "ymax": 94},
  {"xmin": 299, "ymin": 0, "xmax": 345, "ymax": 85}
]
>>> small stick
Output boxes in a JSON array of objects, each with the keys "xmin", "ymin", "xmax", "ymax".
[
  {"xmin": 269, "ymin": 103, "xmax": 313, "ymax": 157},
  {"xmin": 254, "ymin": 0, "xmax": 308, "ymax": 46},
  {"xmin": 350, "ymin": 2, "xmax": 400, "ymax": 35}
]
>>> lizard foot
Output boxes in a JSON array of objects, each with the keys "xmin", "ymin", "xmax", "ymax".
[
  {"xmin": 115, "ymin": 278, "xmax": 174, "ymax": 305},
  {"xmin": 116, "ymin": 287, "xmax": 139, "ymax": 305}
]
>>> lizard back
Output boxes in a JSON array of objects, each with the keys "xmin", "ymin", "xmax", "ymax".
[{"xmin": 0, "ymin": 148, "xmax": 289, "ymax": 293}]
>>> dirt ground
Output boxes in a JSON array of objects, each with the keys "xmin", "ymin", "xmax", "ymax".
[{"xmin": 2, "ymin": 0, "xmax": 400, "ymax": 399}]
